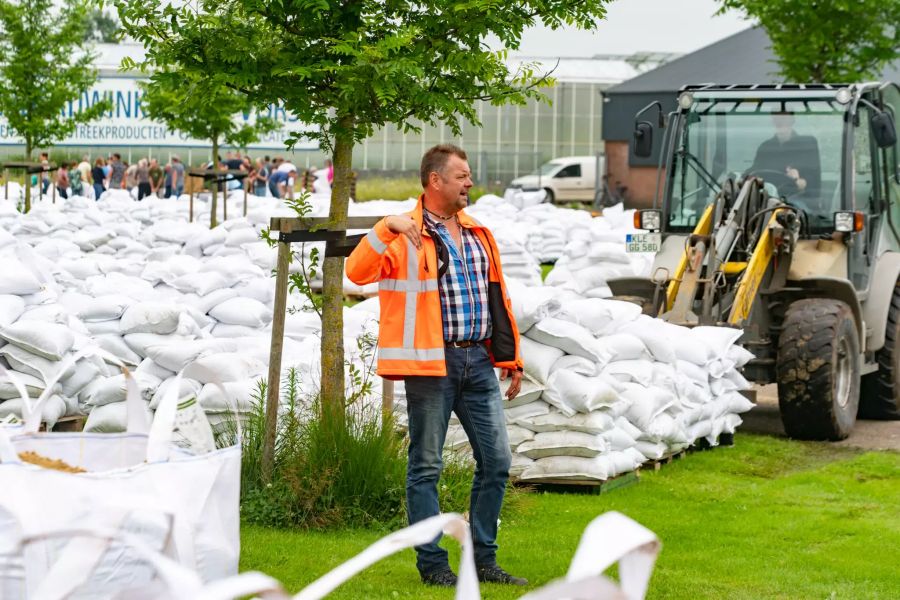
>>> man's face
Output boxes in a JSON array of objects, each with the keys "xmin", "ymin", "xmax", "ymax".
[
  {"xmin": 772, "ymin": 113, "xmax": 795, "ymax": 142},
  {"xmin": 434, "ymin": 155, "xmax": 473, "ymax": 211}
]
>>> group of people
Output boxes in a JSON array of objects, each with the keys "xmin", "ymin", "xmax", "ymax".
[
  {"xmin": 45, "ymin": 153, "xmax": 187, "ymax": 201},
  {"xmin": 32, "ymin": 151, "xmax": 335, "ymax": 202},
  {"xmin": 213, "ymin": 151, "xmax": 334, "ymax": 199}
]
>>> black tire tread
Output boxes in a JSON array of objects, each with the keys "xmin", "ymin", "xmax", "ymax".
[
  {"xmin": 860, "ymin": 283, "xmax": 900, "ymax": 419},
  {"xmin": 776, "ymin": 298, "xmax": 859, "ymax": 440}
]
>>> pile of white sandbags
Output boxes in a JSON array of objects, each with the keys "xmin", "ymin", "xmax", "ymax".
[
  {"xmin": 501, "ymin": 283, "xmax": 754, "ymax": 483},
  {"xmin": 543, "ymin": 202, "xmax": 655, "ymax": 298}
]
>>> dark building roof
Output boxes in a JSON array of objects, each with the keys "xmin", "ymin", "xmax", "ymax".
[{"xmin": 605, "ymin": 26, "xmax": 900, "ymax": 95}]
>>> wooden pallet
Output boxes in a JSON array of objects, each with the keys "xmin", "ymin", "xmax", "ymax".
[
  {"xmin": 644, "ymin": 449, "xmax": 688, "ymax": 472},
  {"xmin": 38, "ymin": 416, "xmax": 86, "ymax": 433},
  {"xmin": 513, "ymin": 469, "xmax": 640, "ymax": 495}
]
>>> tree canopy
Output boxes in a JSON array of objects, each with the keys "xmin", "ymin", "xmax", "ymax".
[
  {"xmin": 115, "ymin": 0, "xmax": 612, "ymax": 478},
  {"xmin": 0, "ymin": 0, "xmax": 109, "ymax": 210},
  {"xmin": 720, "ymin": 0, "xmax": 900, "ymax": 81}
]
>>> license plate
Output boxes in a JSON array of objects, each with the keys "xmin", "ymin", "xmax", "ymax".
[{"xmin": 625, "ymin": 233, "xmax": 661, "ymax": 253}]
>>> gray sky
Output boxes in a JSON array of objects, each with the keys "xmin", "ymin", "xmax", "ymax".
[{"xmin": 498, "ymin": 0, "xmax": 752, "ymax": 57}]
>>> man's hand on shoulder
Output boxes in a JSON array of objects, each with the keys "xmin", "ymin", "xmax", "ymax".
[
  {"xmin": 385, "ymin": 214, "xmax": 422, "ymax": 249},
  {"xmin": 500, "ymin": 368, "xmax": 522, "ymax": 400}
]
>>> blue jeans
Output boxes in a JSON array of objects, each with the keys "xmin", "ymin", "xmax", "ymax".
[
  {"xmin": 404, "ymin": 343, "xmax": 511, "ymax": 575},
  {"xmin": 93, "ymin": 183, "xmax": 105, "ymax": 200}
]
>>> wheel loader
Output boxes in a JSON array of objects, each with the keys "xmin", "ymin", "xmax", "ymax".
[{"xmin": 608, "ymin": 83, "xmax": 900, "ymax": 440}]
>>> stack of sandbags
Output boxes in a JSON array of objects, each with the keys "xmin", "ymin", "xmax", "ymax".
[
  {"xmin": 503, "ymin": 284, "xmax": 755, "ymax": 483},
  {"xmin": 544, "ymin": 202, "xmax": 655, "ymax": 297}
]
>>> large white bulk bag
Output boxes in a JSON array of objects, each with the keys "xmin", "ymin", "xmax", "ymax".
[{"xmin": 0, "ymin": 355, "xmax": 241, "ymax": 597}]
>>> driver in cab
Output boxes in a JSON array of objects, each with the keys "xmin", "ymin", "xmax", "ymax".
[{"xmin": 748, "ymin": 112, "xmax": 820, "ymax": 199}]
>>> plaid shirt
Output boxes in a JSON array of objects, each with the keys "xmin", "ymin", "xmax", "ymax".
[{"xmin": 424, "ymin": 211, "xmax": 492, "ymax": 342}]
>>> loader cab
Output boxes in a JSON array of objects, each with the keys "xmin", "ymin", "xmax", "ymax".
[{"xmin": 635, "ymin": 83, "xmax": 900, "ymax": 290}]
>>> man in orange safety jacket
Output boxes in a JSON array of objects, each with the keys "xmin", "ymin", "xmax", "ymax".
[{"xmin": 346, "ymin": 144, "xmax": 527, "ymax": 588}]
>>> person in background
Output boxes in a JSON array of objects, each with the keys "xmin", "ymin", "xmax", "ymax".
[
  {"xmin": 136, "ymin": 158, "xmax": 151, "ymax": 201},
  {"xmin": 39, "ymin": 152, "xmax": 50, "ymax": 195},
  {"xmin": 91, "ymin": 157, "xmax": 106, "ymax": 200},
  {"xmin": 69, "ymin": 160, "xmax": 84, "ymax": 197},
  {"xmin": 149, "ymin": 158, "xmax": 164, "ymax": 198},
  {"xmin": 253, "ymin": 157, "xmax": 269, "ymax": 197},
  {"xmin": 346, "ymin": 144, "xmax": 526, "ymax": 589},
  {"xmin": 124, "ymin": 160, "xmax": 138, "ymax": 191},
  {"xmin": 109, "ymin": 153, "xmax": 126, "ymax": 190},
  {"xmin": 324, "ymin": 158, "xmax": 334, "ymax": 185},
  {"xmin": 170, "ymin": 155, "xmax": 185, "ymax": 198},
  {"xmin": 163, "ymin": 161, "xmax": 173, "ymax": 198},
  {"xmin": 268, "ymin": 167, "xmax": 294, "ymax": 199},
  {"xmin": 77, "ymin": 155, "xmax": 91, "ymax": 188},
  {"xmin": 55, "ymin": 162, "xmax": 69, "ymax": 199}
]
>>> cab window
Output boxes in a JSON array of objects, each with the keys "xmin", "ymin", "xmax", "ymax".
[{"xmin": 554, "ymin": 164, "xmax": 581, "ymax": 178}]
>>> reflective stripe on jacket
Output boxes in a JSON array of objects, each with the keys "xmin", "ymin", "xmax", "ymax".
[{"xmin": 345, "ymin": 195, "xmax": 523, "ymax": 379}]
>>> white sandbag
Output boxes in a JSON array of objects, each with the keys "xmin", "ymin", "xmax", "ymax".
[
  {"xmin": 60, "ymin": 356, "xmax": 108, "ymax": 398},
  {"xmin": 556, "ymin": 298, "xmax": 641, "ymax": 336},
  {"xmin": 719, "ymin": 390, "xmax": 756, "ymax": 414},
  {"xmin": 191, "ymin": 288, "xmax": 240, "ymax": 315},
  {"xmin": 506, "ymin": 424, "xmax": 535, "ymax": 448},
  {"xmin": 169, "ymin": 271, "xmax": 233, "ymax": 296},
  {"xmin": 621, "ymin": 383, "xmax": 677, "ymax": 430},
  {"xmin": 0, "ymin": 259, "xmax": 42, "ymax": 295},
  {"xmin": 519, "ymin": 336, "xmax": 564, "ymax": 385},
  {"xmin": 144, "ymin": 339, "xmax": 240, "ymax": 372},
  {"xmin": 507, "ymin": 283, "xmax": 564, "ymax": 332},
  {"xmin": 509, "ymin": 453, "xmax": 534, "ymax": 478},
  {"xmin": 211, "ymin": 324, "xmax": 268, "ymax": 338},
  {"xmin": 0, "ymin": 370, "xmax": 51, "ymax": 399},
  {"xmin": 123, "ymin": 333, "xmax": 193, "ymax": 360},
  {"xmin": 501, "ymin": 374, "xmax": 544, "ymax": 408},
  {"xmin": 516, "ymin": 409, "xmax": 614, "ymax": 435},
  {"xmin": 517, "ymin": 431, "xmax": 610, "ymax": 459},
  {"xmin": 527, "ymin": 317, "xmax": 610, "ymax": 364},
  {"xmin": 196, "ymin": 379, "xmax": 259, "ymax": 414},
  {"xmin": 602, "ymin": 359, "xmax": 656, "ymax": 387},
  {"xmin": 542, "ymin": 370, "xmax": 621, "ymax": 416},
  {"xmin": 620, "ymin": 317, "xmax": 677, "ymax": 364},
  {"xmin": 595, "ymin": 333, "xmax": 648, "ymax": 362},
  {"xmin": 550, "ymin": 355, "xmax": 600, "ymax": 377},
  {"xmin": 149, "ymin": 377, "xmax": 204, "ymax": 410},
  {"xmin": 84, "ymin": 318, "xmax": 124, "ymax": 336},
  {"xmin": 82, "ymin": 373, "xmax": 158, "ymax": 407},
  {"xmin": 208, "ymin": 297, "xmax": 271, "ymax": 327},
  {"xmin": 520, "ymin": 455, "xmax": 610, "ymax": 482},
  {"xmin": 0, "ymin": 295, "xmax": 25, "ymax": 325},
  {"xmin": 504, "ymin": 400, "xmax": 551, "ymax": 422},
  {"xmin": 119, "ymin": 302, "xmax": 182, "ymax": 335},
  {"xmin": 603, "ymin": 426, "xmax": 638, "ymax": 452},
  {"xmin": 726, "ymin": 345, "xmax": 755, "ymax": 368},
  {"xmin": 676, "ymin": 360, "xmax": 708, "ymax": 385},
  {"xmin": 721, "ymin": 413, "xmax": 743, "ymax": 434},
  {"xmin": 134, "ymin": 358, "xmax": 175, "ymax": 381},
  {"xmin": 77, "ymin": 295, "xmax": 133, "ymax": 322},
  {"xmin": 634, "ymin": 439, "xmax": 668, "ymax": 461},
  {"xmin": 0, "ymin": 395, "xmax": 67, "ymax": 429},
  {"xmin": 0, "ymin": 322, "xmax": 75, "ymax": 360},
  {"xmin": 182, "ymin": 352, "xmax": 266, "ymax": 384},
  {"xmin": 0, "ymin": 344, "xmax": 75, "ymax": 383},
  {"xmin": 94, "ymin": 334, "xmax": 143, "ymax": 367},
  {"xmin": 691, "ymin": 325, "xmax": 744, "ymax": 361},
  {"xmin": 644, "ymin": 413, "xmax": 689, "ymax": 445}
]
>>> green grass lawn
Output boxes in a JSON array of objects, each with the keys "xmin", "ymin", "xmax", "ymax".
[{"xmin": 240, "ymin": 434, "xmax": 900, "ymax": 599}]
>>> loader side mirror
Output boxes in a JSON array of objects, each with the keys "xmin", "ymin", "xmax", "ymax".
[
  {"xmin": 633, "ymin": 122, "xmax": 654, "ymax": 158},
  {"xmin": 871, "ymin": 111, "xmax": 897, "ymax": 148}
]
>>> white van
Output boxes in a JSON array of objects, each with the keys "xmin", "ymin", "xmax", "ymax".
[{"xmin": 509, "ymin": 155, "xmax": 602, "ymax": 203}]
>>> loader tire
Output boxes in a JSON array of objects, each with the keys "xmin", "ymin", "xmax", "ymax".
[
  {"xmin": 860, "ymin": 282, "xmax": 900, "ymax": 419},
  {"xmin": 776, "ymin": 299, "xmax": 860, "ymax": 440}
]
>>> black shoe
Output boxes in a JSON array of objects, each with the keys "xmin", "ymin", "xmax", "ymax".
[
  {"xmin": 421, "ymin": 568, "xmax": 458, "ymax": 587},
  {"xmin": 476, "ymin": 564, "xmax": 528, "ymax": 586}
]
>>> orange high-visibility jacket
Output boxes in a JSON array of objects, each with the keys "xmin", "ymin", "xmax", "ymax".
[{"xmin": 345, "ymin": 196, "xmax": 523, "ymax": 379}]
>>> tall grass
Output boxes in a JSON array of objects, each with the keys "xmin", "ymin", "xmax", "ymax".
[
  {"xmin": 353, "ymin": 175, "xmax": 497, "ymax": 202},
  {"xmin": 235, "ymin": 368, "xmax": 487, "ymax": 530}
]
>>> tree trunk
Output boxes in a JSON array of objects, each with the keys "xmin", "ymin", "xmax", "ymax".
[
  {"xmin": 319, "ymin": 114, "xmax": 354, "ymax": 423},
  {"xmin": 210, "ymin": 136, "xmax": 219, "ymax": 229},
  {"xmin": 24, "ymin": 142, "xmax": 31, "ymax": 213}
]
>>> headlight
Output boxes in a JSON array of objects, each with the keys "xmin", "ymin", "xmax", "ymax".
[
  {"xmin": 834, "ymin": 211, "xmax": 864, "ymax": 233},
  {"xmin": 678, "ymin": 92, "xmax": 694, "ymax": 110},
  {"xmin": 635, "ymin": 209, "xmax": 662, "ymax": 231}
]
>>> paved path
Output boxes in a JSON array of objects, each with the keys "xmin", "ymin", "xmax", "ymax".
[{"xmin": 742, "ymin": 384, "xmax": 900, "ymax": 452}]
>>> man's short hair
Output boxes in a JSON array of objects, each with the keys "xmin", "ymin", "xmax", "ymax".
[
  {"xmin": 420, "ymin": 144, "xmax": 467, "ymax": 188},
  {"xmin": 112, "ymin": 153, "xmax": 121, "ymax": 160}
]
